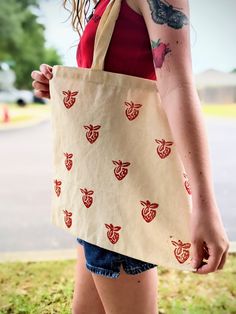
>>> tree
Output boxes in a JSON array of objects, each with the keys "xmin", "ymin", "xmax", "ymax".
[
  {"xmin": 0, "ymin": 0, "xmax": 62, "ymax": 89},
  {"xmin": 44, "ymin": 47, "xmax": 63, "ymax": 68},
  {"xmin": 0, "ymin": 1, "xmax": 25, "ymax": 60}
]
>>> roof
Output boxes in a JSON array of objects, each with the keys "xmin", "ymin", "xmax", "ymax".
[{"xmin": 194, "ymin": 69, "xmax": 236, "ymax": 89}]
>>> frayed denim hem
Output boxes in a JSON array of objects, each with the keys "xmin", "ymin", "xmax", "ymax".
[
  {"xmin": 123, "ymin": 263, "xmax": 157, "ymax": 275},
  {"xmin": 85, "ymin": 262, "xmax": 120, "ymax": 278},
  {"xmin": 77, "ymin": 238, "xmax": 84, "ymax": 245}
]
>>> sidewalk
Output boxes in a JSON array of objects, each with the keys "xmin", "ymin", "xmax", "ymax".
[{"xmin": 0, "ymin": 242, "xmax": 235, "ymax": 263}]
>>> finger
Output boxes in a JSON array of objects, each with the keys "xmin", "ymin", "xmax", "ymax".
[
  {"xmin": 203, "ymin": 243, "xmax": 210, "ymax": 260},
  {"xmin": 34, "ymin": 89, "xmax": 50, "ymax": 99},
  {"xmin": 191, "ymin": 239, "xmax": 204, "ymax": 269},
  {"xmin": 195, "ymin": 246, "xmax": 223, "ymax": 275},
  {"xmin": 32, "ymin": 80, "xmax": 50, "ymax": 92},
  {"xmin": 31, "ymin": 70, "xmax": 49, "ymax": 84},
  {"xmin": 217, "ymin": 249, "xmax": 228, "ymax": 270},
  {"xmin": 39, "ymin": 64, "xmax": 53, "ymax": 80}
]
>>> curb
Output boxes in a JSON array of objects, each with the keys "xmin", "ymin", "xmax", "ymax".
[{"xmin": 0, "ymin": 242, "xmax": 235, "ymax": 263}]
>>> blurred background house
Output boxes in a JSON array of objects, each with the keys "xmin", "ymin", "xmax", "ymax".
[{"xmin": 195, "ymin": 69, "xmax": 236, "ymax": 104}]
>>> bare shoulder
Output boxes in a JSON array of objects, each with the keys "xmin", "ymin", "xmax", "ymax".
[{"xmin": 132, "ymin": 0, "xmax": 190, "ymax": 23}]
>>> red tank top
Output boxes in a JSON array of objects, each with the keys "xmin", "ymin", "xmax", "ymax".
[{"xmin": 76, "ymin": 0, "xmax": 156, "ymax": 80}]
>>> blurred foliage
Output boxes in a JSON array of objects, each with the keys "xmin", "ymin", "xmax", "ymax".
[
  {"xmin": 44, "ymin": 47, "xmax": 63, "ymax": 68},
  {"xmin": 0, "ymin": 0, "xmax": 62, "ymax": 90}
]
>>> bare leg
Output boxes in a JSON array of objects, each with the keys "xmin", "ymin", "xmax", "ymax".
[
  {"xmin": 92, "ymin": 263, "xmax": 158, "ymax": 314},
  {"xmin": 71, "ymin": 244, "xmax": 106, "ymax": 314}
]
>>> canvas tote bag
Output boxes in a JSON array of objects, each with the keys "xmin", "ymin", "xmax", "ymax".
[{"xmin": 49, "ymin": 0, "xmax": 196, "ymax": 272}]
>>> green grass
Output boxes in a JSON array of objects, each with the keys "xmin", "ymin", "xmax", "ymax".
[
  {"xmin": 0, "ymin": 103, "xmax": 50, "ymax": 125},
  {"xmin": 201, "ymin": 104, "xmax": 236, "ymax": 118},
  {"xmin": 0, "ymin": 254, "xmax": 235, "ymax": 314},
  {"xmin": 0, "ymin": 260, "xmax": 74, "ymax": 314}
]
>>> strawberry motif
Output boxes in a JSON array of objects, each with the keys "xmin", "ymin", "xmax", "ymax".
[
  {"xmin": 80, "ymin": 188, "xmax": 94, "ymax": 208},
  {"xmin": 155, "ymin": 139, "xmax": 173, "ymax": 159},
  {"xmin": 63, "ymin": 210, "xmax": 72, "ymax": 228},
  {"xmin": 140, "ymin": 200, "xmax": 158, "ymax": 223},
  {"xmin": 105, "ymin": 223, "xmax": 121, "ymax": 244},
  {"xmin": 112, "ymin": 160, "xmax": 131, "ymax": 180},
  {"xmin": 64, "ymin": 152, "xmax": 73, "ymax": 171},
  {"xmin": 171, "ymin": 239, "xmax": 191, "ymax": 263},
  {"xmin": 54, "ymin": 179, "xmax": 62, "ymax": 197},
  {"xmin": 183, "ymin": 172, "xmax": 192, "ymax": 195},
  {"xmin": 124, "ymin": 101, "xmax": 142, "ymax": 121},
  {"xmin": 62, "ymin": 90, "xmax": 78, "ymax": 109},
  {"xmin": 83, "ymin": 124, "xmax": 101, "ymax": 144},
  {"xmin": 151, "ymin": 39, "xmax": 171, "ymax": 68}
]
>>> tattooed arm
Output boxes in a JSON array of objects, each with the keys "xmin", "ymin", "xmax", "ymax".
[
  {"xmin": 134, "ymin": 0, "xmax": 229, "ymax": 274},
  {"xmin": 142, "ymin": 0, "xmax": 193, "ymax": 97},
  {"xmin": 138, "ymin": 0, "xmax": 208, "ymax": 201}
]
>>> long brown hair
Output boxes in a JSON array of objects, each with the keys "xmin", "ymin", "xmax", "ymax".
[{"xmin": 63, "ymin": 0, "xmax": 100, "ymax": 38}]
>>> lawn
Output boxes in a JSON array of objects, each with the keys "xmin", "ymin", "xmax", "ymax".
[
  {"xmin": 201, "ymin": 104, "xmax": 236, "ymax": 118},
  {"xmin": 0, "ymin": 103, "xmax": 50, "ymax": 128},
  {"xmin": 0, "ymin": 254, "xmax": 235, "ymax": 314}
]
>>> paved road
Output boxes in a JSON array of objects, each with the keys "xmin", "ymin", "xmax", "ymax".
[{"xmin": 0, "ymin": 117, "xmax": 235, "ymax": 252}]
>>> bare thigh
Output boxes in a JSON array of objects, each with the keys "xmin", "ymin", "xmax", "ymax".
[
  {"xmin": 92, "ymin": 263, "xmax": 159, "ymax": 314},
  {"xmin": 72, "ymin": 244, "xmax": 106, "ymax": 314}
]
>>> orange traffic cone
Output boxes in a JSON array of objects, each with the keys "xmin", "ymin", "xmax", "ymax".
[{"xmin": 2, "ymin": 105, "xmax": 10, "ymax": 123}]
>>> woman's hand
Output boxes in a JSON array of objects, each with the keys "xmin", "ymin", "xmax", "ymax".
[
  {"xmin": 31, "ymin": 63, "xmax": 53, "ymax": 99},
  {"xmin": 190, "ymin": 202, "xmax": 230, "ymax": 274}
]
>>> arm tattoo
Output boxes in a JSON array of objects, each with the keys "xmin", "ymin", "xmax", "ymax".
[
  {"xmin": 151, "ymin": 39, "xmax": 171, "ymax": 68},
  {"xmin": 147, "ymin": 0, "xmax": 189, "ymax": 29}
]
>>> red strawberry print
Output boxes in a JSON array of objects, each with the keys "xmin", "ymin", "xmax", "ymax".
[
  {"xmin": 171, "ymin": 239, "xmax": 191, "ymax": 263},
  {"xmin": 62, "ymin": 90, "xmax": 78, "ymax": 109},
  {"xmin": 124, "ymin": 101, "xmax": 142, "ymax": 121},
  {"xmin": 155, "ymin": 139, "xmax": 173, "ymax": 159},
  {"xmin": 63, "ymin": 210, "xmax": 72, "ymax": 228},
  {"xmin": 64, "ymin": 152, "xmax": 73, "ymax": 171},
  {"xmin": 54, "ymin": 179, "xmax": 62, "ymax": 197},
  {"xmin": 140, "ymin": 200, "xmax": 158, "ymax": 223},
  {"xmin": 183, "ymin": 172, "xmax": 192, "ymax": 195},
  {"xmin": 83, "ymin": 124, "xmax": 101, "ymax": 143},
  {"xmin": 105, "ymin": 223, "xmax": 121, "ymax": 244},
  {"xmin": 112, "ymin": 160, "xmax": 131, "ymax": 180},
  {"xmin": 151, "ymin": 39, "xmax": 171, "ymax": 68},
  {"xmin": 80, "ymin": 188, "xmax": 94, "ymax": 208}
]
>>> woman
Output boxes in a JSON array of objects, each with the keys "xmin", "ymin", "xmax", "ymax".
[{"xmin": 31, "ymin": 0, "xmax": 230, "ymax": 313}]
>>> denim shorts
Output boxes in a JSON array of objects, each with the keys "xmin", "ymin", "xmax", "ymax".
[{"xmin": 77, "ymin": 237, "xmax": 158, "ymax": 278}]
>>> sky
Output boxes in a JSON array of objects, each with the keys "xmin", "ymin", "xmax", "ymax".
[{"xmin": 37, "ymin": 0, "xmax": 236, "ymax": 74}]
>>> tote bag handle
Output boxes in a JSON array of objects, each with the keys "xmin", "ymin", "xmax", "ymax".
[{"xmin": 91, "ymin": 0, "xmax": 122, "ymax": 70}]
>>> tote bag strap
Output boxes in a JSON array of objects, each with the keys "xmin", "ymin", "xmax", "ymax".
[{"xmin": 91, "ymin": 0, "xmax": 122, "ymax": 70}]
